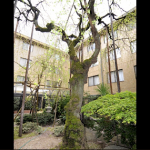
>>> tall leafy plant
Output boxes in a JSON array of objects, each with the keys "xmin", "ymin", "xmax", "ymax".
[{"xmin": 95, "ymin": 83, "xmax": 110, "ymax": 96}]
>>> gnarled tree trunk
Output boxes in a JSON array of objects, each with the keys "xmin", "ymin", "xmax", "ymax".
[{"xmin": 61, "ymin": 73, "xmax": 88, "ymax": 149}]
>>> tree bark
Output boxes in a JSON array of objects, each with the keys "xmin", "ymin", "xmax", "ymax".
[{"xmin": 61, "ymin": 74, "xmax": 88, "ymax": 149}]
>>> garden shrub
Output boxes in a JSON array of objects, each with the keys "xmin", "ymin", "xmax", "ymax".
[
  {"xmin": 53, "ymin": 125, "xmax": 65, "ymax": 137},
  {"xmin": 81, "ymin": 116, "xmax": 95, "ymax": 128},
  {"xmin": 14, "ymin": 97, "xmax": 20, "ymax": 111},
  {"xmin": 95, "ymin": 83, "xmax": 110, "ymax": 96},
  {"xmin": 15, "ymin": 113, "xmax": 54, "ymax": 126},
  {"xmin": 22, "ymin": 122, "xmax": 37, "ymax": 133},
  {"xmin": 22, "ymin": 122, "xmax": 42, "ymax": 134},
  {"xmin": 51, "ymin": 95, "xmax": 70, "ymax": 124},
  {"xmin": 81, "ymin": 91, "xmax": 136, "ymax": 148}
]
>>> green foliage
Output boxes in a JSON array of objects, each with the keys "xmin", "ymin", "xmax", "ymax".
[
  {"xmin": 81, "ymin": 91, "xmax": 136, "ymax": 125},
  {"xmin": 51, "ymin": 95, "xmax": 70, "ymax": 124},
  {"xmin": 53, "ymin": 125, "xmax": 65, "ymax": 136},
  {"xmin": 22, "ymin": 122, "xmax": 37, "ymax": 133},
  {"xmin": 35, "ymin": 125, "xmax": 42, "ymax": 134},
  {"xmin": 93, "ymin": 117, "xmax": 117, "ymax": 141},
  {"xmin": 24, "ymin": 98, "xmax": 32, "ymax": 110},
  {"xmin": 82, "ymin": 116, "xmax": 95, "ymax": 129},
  {"xmin": 82, "ymin": 91, "xmax": 136, "ymax": 148},
  {"xmin": 95, "ymin": 83, "xmax": 110, "ymax": 96},
  {"xmin": 14, "ymin": 97, "xmax": 20, "ymax": 111},
  {"xmin": 15, "ymin": 113, "xmax": 54, "ymax": 126},
  {"xmin": 83, "ymin": 91, "xmax": 100, "ymax": 103},
  {"xmin": 93, "ymin": 116, "xmax": 136, "ymax": 148}
]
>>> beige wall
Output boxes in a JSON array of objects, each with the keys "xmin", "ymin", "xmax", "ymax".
[
  {"xmin": 82, "ymin": 22, "xmax": 136, "ymax": 95},
  {"xmin": 14, "ymin": 33, "xmax": 70, "ymax": 90}
]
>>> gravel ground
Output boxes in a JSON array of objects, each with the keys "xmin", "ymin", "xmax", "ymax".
[{"xmin": 14, "ymin": 126, "xmax": 62, "ymax": 149}]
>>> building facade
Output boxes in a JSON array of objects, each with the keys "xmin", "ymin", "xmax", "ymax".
[
  {"xmin": 14, "ymin": 32, "xmax": 70, "ymax": 100},
  {"xmin": 76, "ymin": 7, "xmax": 136, "ymax": 95}
]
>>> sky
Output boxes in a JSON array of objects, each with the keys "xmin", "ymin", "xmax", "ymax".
[{"xmin": 14, "ymin": 0, "xmax": 136, "ymax": 52}]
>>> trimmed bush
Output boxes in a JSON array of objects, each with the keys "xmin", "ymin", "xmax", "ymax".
[
  {"xmin": 53, "ymin": 125, "xmax": 65, "ymax": 136},
  {"xmin": 81, "ymin": 91, "xmax": 136, "ymax": 148},
  {"xmin": 22, "ymin": 122, "xmax": 37, "ymax": 133},
  {"xmin": 22, "ymin": 122, "xmax": 42, "ymax": 134},
  {"xmin": 15, "ymin": 113, "xmax": 54, "ymax": 126}
]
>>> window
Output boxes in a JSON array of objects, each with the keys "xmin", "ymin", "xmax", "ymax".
[
  {"xmin": 107, "ymin": 69, "xmax": 124, "ymax": 83},
  {"xmin": 90, "ymin": 61, "xmax": 98, "ymax": 67},
  {"xmin": 87, "ymin": 43, "xmax": 95, "ymax": 52},
  {"xmin": 17, "ymin": 76, "xmax": 25, "ymax": 82},
  {"xmin": 106, "ymin": 48, "xmax": 121, "ymax": 61},
  {"xmin": 88, "ymin": 75, "xmax": 100, "ymax": 86},
  {"xmin": 22, "ymin": 42, "xmax": 33, "ymax": 52},
  {"xmin": 134, "ymin": 65, "xmax": 136, "ymax": 78},
  {"xmin": 130, "ymin": 40, "xmax": 136, "ymax": 53},
  {"xmin": 20, "ymin": 58, "xmax": 32, "ymax": 68},
  {"xmin": 127, "ymin": 22, "xmax": 136, "ymax": 31}
]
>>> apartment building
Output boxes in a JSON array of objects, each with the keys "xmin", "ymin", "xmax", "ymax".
[
  {"xmin": 14, "ymin": 32, "xmax": 70, "ymax": 108},
  {"xmin": 76, "ymin": 7, "xmax": 136, "ymax": 95}
]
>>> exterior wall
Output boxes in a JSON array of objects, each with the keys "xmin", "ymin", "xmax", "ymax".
[
  {"xmin": 14, "ymin": 32, "xmax": 70, "ymax": 93},
  {"xmin": 81, "ymin": 12, "xmax": 136, "ymax": 95}
]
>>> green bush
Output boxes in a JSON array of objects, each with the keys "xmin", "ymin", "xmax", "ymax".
[
  {"xmin": 53, "ymin": 125, "xmax": 65, "ymax": 136},
  {"xmin": 22, "ymin": 122, "xmax": 37, "ymax": 133},
  {"xmin": 22, "ymin": 122, "xmax": 42, "ymax": 134},
  {"xmin": 51, "ymin": 95, "xmax": 70, "ymax": 124},
  {"xmin": 95, "ymin": 83, "xmax": 110, "ymax": 96},
  {"xmin": 15, "ymin": 113, "xmax": 54, "ymax": 126},
  {"xmin": 82, "ymin": 116, "xmax": 95, "ymax": 128},
  {"xmin": 81, "ymin": 91, "xmax": 136, "ymax": 125},
  {"xmin": 14, "ymin": 97, "xmax": 20, "ymax": 111},
  {"xmin": 81, "ymin": 91, "xmax": 136, "ymax": 148},
  {"xmin": 24, "ymin": 98, "xmax": 32, "ymax": 110}
]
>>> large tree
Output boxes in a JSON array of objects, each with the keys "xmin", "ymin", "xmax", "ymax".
[{"xmin": 14, "ymin": 0, "xmax": 135, "ymax": 148}]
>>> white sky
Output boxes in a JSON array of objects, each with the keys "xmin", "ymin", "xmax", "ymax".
[{"xmin": 14, "ymin": 0, "xmax": 136, "ymax": 52}]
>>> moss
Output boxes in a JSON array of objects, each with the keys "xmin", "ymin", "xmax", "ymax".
[{"xmin": 61, "ymin": 95, "xmax": 87, "ymax": 149}]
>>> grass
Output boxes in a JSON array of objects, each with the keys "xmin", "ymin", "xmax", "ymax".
[
  {"xmin": 14, "ymin": 126, "xmax": 38, "ymax": 140},
  {"xmin": 14, "ymin": 123, "xmax": 54, "ymax": 140}
]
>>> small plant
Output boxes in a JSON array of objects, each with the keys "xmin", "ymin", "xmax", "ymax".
[
  {"xmin": 22, "ymin": 122, "xmax": 37, "ymax": 133},
  {"xmin": 15, "ymin": 113, "xmax": 54, "ymax": 126},
  {"xmin": 53, "ymin": 125, "xmax": 64, "ymax": 136},
  {"xmin": 95, "ymin": 83, "xmax": 110, "ymax": 96},
  {"xmin": 35, "ymin": 125, "xmax": 42, "ymax": 134}
]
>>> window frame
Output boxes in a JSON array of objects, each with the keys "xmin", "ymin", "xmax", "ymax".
[
  {"xmin": 88, "ymin": 75, "xmax": 100, "ymax": 87},
  {"xmin": 22, "ymin": 42, "xmax": 33, "ymax": 52},
  {"xmin": 106, "ymin": 48, "xmax": 121, "ymax": 61},
  {"xmin": 20, "ymin": 57, "xmax": 32, "ymax": 68},
  {"xmin": 107, "ymin": 69, "xmax": 124, "ymax": 83}
]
